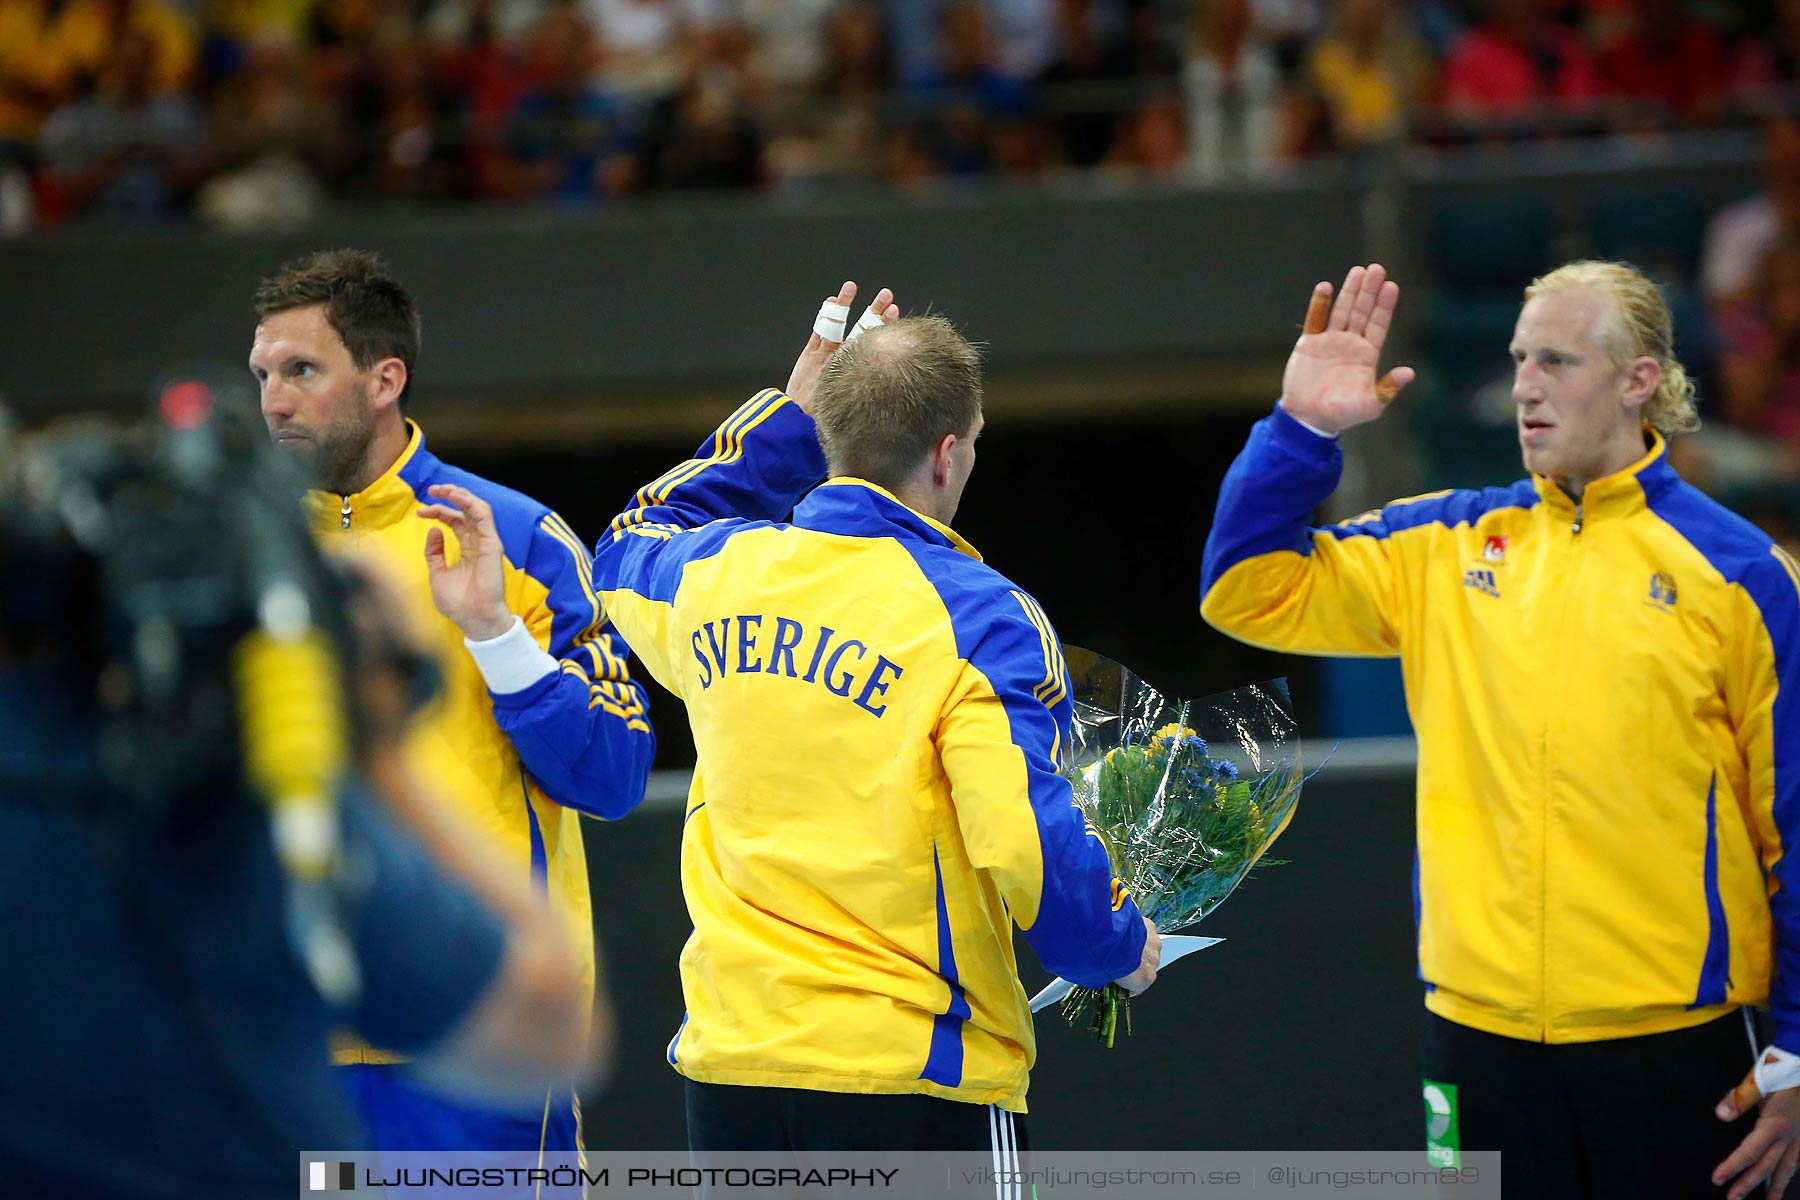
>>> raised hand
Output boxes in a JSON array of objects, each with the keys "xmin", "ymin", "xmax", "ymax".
[
  {"xmin": 1280, "ymin": 263, "xmax": 1415, "ymax": 437},
  {"xmin": 418, "ymin": 483, "xmax": 514, "ymax": 642},
  {"xmin": 785, "ymin": 281, "xmax": 900, "ymax": 415}
]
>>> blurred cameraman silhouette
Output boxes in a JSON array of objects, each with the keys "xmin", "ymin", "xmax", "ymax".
[{"xmin": 0, "ymin": 372, "xmax": 608, "ymax": 1199}]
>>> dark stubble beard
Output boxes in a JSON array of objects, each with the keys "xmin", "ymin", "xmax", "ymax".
[{"xmin": 305, "ymin": 382, "xmax": 378, "ymax": 496}]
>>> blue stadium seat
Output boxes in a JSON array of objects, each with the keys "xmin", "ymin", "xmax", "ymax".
[
  {"xmin": 1430, "ymin": 197, "xmax": 1558, "ymax": 290},
  {"xmin": 1586, "ymin": 189, "xmax": 1710, "ymax": 284}
]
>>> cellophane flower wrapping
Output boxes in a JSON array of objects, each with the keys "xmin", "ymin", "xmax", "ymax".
[{"xmin": 1054, "ymin": 645, "xmax": 1305, "ymax": 1045}]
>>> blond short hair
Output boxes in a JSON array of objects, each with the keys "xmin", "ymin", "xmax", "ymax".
[
  {"xmin": 812, "ymin": 316, "xmax": 983, "ymax": 492},
  {"xmin": 1524, "ymin": 261, "xmax": 1699, "ymax": 436}
]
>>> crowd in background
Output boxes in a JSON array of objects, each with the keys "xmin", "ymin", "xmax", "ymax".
[{"xmin": 0, "ymin": 0, "xmax": 1794, "ymax": 232}]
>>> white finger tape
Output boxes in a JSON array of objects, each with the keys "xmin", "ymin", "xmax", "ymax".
[
  {"xmin": 1756, "ymin": 1045, "xmax": 1800, "ymax": 1096},
  {"xmin": 813, "ymin": 299, "xmax": 850, "ymax": 343},
  {"xmin": 845, "ymin": 305, "xmax": 887, "ymax": 342}
]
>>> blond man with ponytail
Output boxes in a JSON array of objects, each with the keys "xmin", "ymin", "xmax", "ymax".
[{"xmin": 1203, "ymin": 262, "xmax": 1800, "ymax": 1199}]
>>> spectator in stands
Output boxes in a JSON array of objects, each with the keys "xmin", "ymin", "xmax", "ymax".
[
  {"xmin": 495, "ymin": 2, "xmax": 638, "ymax": 203},
  {"xmin": 361, "ymin": 38, "xmax": 460, "ymax": 198},
  {"xmin": 1038, "ymin": 0, "xmax": 1137, "ymax": 168},
  {"xmin": 198, "ymin": 0, "xmax": 315, "ymax": 86},
  {"xmin": 0, "ymin": 0, "xmax": 69, "ymax": 147},
  {"xmin": 45, "ymin": 0, "xmax": 196, "ymax": 99},
  {"xmin": 1716, "ymin": 234, "xmax": 1800, "ymax": 447},
  {"xmin": 1251, "ymin": 0, "xmax": 1322, "ymax": 82},
  {"xmin": 581, "ymin": 0, "xmax": 717, "ymax": 105},
  {"xmin": 1306, "ymin": 0, "xmax": 1433, "ymax": 153},
  {"xmin": 983, "ymin": 0, "xmax": 1058, "ymax": 85},
  {"xmin": 303, "ymin": 0, "xmax": 386, "ymax": 95},
  {"xmin": 1731, "ymin": 0, "xmax": 1800, "ymax": 106},
  {"xmin": 1441, "ymin": 0, "xmax": 1599, "ymax": 127},
  {"xmin": 1404, "ymin": 0, "xmax": 1466, "ymax": 57},
  {"xmin": 1702, "ymin": 117, "xmax": 1800, "ymax": 307},
  {"xmin": 1592, "ymin": 0, "xmax": 1728, "ymax": 128},
  {"xmin": 37, "ymin": 25, "xmax": 207, "ymax": 222},
  {"xmin": 649, "ymin": 70, "xmax": 762, "ymax": 189},
  {"xmin": 821, "ymin": 0, "xmax": 890, "ymax": 101},
  {"xmin": 735, "ymin": 0, "xmax": 835, "ymax": 102},
  {"xmin": 196, "ymin": 33, "xmax": 338, "ymax": 229},
  {"xmin": 1183, "ymin": 0, "xmax": 1286, "ymax": 178},
  {"xmin": 1109, "ymin": 85, "xmax": 1186, "ymax": 176},
  {"xmin": 423, "ymin": 0, "xmax": 545, "ymax": 53},
  {"xmin": 902, "ymin": 1, "xmax": 1035, "ymax": 178},
  {"xmin": 761, "ymin": 0, "xmax": 890, "ymax": 189}
]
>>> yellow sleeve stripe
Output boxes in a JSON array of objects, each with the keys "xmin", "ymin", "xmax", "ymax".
[
  {"xmin": 631, "ymin": 389, "xmax": 782, "ymax": 507},
  {"xmin": 613, "ymin": 390, "xmax": 787, "ymax": 535},
  {"xmin": 577, "ymin": 631, "xmax": 631, "ymax": 682},
  {"xmin": 538, "ymin": 514, "xmax": 604, "ymax": 636},
  {"xmin": 1775, "ymin": 546, "xmax": 1800, "ymax": 599},
  {"xmin": 626, "ymin": 390, "xmax": 780, "ymax": 509},
  {"xmin": 587, "ymin": 688, "xmax": 631, "ymax": 718},
  {"xmin": 1110, "ymin": 879, "xmax": 1131, "ymax": 912},
  {"xmin": 593, "ymin": 679, "xmax": 643, "ymax": 714},
  {"xmin": 1383, "ymin": 489, "xmax": 1457, "ymax": 510},
  {"xmin": 541, "ymin": 516, "xmax": 639, "ymax": 693},
  {"xmin": 1008, "ymin": 591, "xmax": 1052, "ymax": 701},
  {"xmin": 1333, "ymin": 491, "xmax": 1459, "ymax": 530},
  {"xmin": 1010, "ymin": 590, "xmax": 1068, "ymax": 708},
  {"xmin": 587, "ymin": 678, "xmax": 649, "ymax": 731}
]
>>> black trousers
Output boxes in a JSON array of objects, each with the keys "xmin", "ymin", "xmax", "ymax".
[
  {"xmin": 1423, "ymin": 1009, "xmax": 1763, "ymax": 1200},
  {"xmin": 685, "ymin": 1081, "xmax": 1028, "ymax": 1200},
  {"xmin": 685, "ymin": 1080, "xmax": 1028, "ymax": 1153}
]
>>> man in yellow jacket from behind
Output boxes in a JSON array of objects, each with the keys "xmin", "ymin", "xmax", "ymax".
[
  {"xmin": 435, "ymin": 282, "xmax": 1160, "ymax": 1162},
  {"xmin": 1201, "ymin": 261, "xmax": 1800, "ymax": 1200}
]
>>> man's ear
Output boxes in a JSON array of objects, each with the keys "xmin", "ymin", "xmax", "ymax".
[
  {"xmin": 931, "ymin": 432, "xmax": 958, "ymax": 487},
  {"xmin": 1621, "ymin": 355, "xmax": 1661, "ymax": 415},
  {"xmin": 368, "ymin": 356, "xmax": 409, "ymax": 414}
]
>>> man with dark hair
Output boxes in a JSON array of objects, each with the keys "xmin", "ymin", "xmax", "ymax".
[
  {"xmin": 444, "ymin": 282, "xmax": 1161, "ymax": 1158},
  {"xmin": 248, "ymin": 248, "xmax": 654, "ymax": 1155}
]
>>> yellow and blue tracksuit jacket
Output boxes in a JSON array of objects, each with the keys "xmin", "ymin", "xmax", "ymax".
[
  {"xmin": 1202, "ymin": 404, "xmax": 1800, "ymax": 1048},
  {"xmin": 590, "ymin": 389, "xmax": 1148, "ymax": 1112},
  {"xmin": 304, "ymin": 420, "xmax": 654, "ymax": 1065}
]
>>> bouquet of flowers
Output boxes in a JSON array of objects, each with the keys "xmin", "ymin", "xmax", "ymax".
[{"xmin": 1043, "ymin": 646, "xmax": 1305, "ymax": 1046}]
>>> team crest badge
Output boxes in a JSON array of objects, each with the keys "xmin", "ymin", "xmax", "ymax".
[
  {"xmin": 1648, "ymin": 572, "xmax": 1678, "ymax": 612},
  {"xmin": 1482, "ymin": 536, "xmax": 1507, "ymax": 564}
]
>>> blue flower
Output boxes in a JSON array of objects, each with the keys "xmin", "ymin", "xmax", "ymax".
[{"xmin": 1210, "ymin": 759, "xmax": 1239, "ymax": 781}]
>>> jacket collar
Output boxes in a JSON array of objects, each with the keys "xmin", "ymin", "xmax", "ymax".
[
  {"xmin": 1531, "ymin": 428, "xmax": 1676, "ymax": 522},
  {"xmin": 793, "ymin": 478, "xmax": 984, "ymax": 561},
  {"xmin": 302, "ymin": 419, "xmax": 432, "ymax": 532}
]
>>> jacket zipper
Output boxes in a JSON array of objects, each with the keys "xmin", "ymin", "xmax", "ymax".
[
  {"xmin": 340, "ymin": 495, "xmax": 352, "ymax": 529},
  {"xmin": 1541, "ymin": 499, "xmax": 1584, "ymax": 1037}
]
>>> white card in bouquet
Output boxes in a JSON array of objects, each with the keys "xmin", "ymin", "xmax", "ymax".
[{"xmin": 1027, "ymin": 934, "xmax": 1224, "ymax": 1013}]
